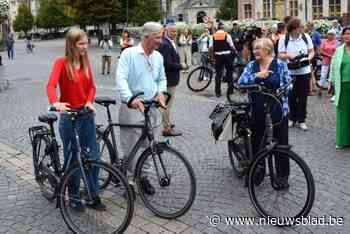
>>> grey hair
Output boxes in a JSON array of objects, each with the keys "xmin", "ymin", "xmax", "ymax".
[{"xmin": 142, "ymin": 22, "xmax": 164, "ymax": 39}]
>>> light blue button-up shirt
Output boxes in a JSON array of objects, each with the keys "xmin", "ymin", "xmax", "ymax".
[{"xmin": 116, "ymin": 43, "xmax": 167, "ymax": 103}]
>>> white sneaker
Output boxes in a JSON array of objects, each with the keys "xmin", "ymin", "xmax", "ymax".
[
  {"xmin": 299, "ymin": 123, "xmax": 308, "ymax": 131},
  {"xmin": 330, "ymin": 96, "xmax": 335, "ymax": 102},
  {"xmin": 203, "ymin": 76, "xmax": 209, "ymax": 81}
]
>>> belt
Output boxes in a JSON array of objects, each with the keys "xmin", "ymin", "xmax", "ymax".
[{"xmin": 214, "ymin": 51, "xmax": 231, "ymax": 55}]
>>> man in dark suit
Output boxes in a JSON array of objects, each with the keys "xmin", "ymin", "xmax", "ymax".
[{"xmin": 158, "ymin": 24, "xmax": 186, "ymax": 136}]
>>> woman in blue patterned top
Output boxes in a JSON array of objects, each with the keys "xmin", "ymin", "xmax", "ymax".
[{"xmin": 238, "ymin": 38, "xmax": 292, "ymax": 189}]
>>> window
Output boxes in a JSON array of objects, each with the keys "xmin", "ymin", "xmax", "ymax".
[
  {"xmin": 263, "ymin": 0, "xmax": 271, "ymax": 18},
  {"xmin": 244, "ymin": 4, "xmax": 252, "ymax": 19},
  {"xmin": 289, "ymin": 0, "xmax": 298, "ymax": 16},
  {"xmin": 178, "ymin": 14, "xmax": 183, "ymax": 22},
  {"xmin": 312, "ymin": 0, "xmax": 323, "ymax": 19},
  {"xmin": 329, "ymin": 0, "xmax": 341, "ymax": 16}
]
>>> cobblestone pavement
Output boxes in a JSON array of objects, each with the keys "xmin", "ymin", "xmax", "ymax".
[{"xmin": 0, "ymin": 39, "xmax": 349, "ymax": 233}]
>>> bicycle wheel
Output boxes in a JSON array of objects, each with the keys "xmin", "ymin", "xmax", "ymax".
[
  {"xmin": 96, "ymin": 128, "xmax": 117, "ymax": 189},
  {"xmin": 248, "ymin": 148, "xmax": 315, "ymax": 224},
  {"xmin": 59, "ymin": 160, "xmax": 134, "ymax": 234},
  {"xmin": 135, "ymin": 143, "xmax": 196, "ymax": 219},
  {"xmin": 187, "ymin": 66, "xmax": 213, "ymax": 92},
  {"xmin": 32, "ymin": 135, "xmax": 57, "ymax": 201},
  {"xmin": 227, "ymin": 138, "xmax": 249, "ymax": 178},
  {"xmin": 227, "ymin": 64, "xmax": 245, "ymax": 103}
]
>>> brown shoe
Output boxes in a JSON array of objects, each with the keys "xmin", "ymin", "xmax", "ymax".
[{"xmin": 163, "ymin": 128, "xmax": 182, "ymax": 137}]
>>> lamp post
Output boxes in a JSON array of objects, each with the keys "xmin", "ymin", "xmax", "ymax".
[{"xmin": 126, "ymin": 0, "xmax": 129, "ymax": 27}]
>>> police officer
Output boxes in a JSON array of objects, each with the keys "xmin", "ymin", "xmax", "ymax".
[{"xmin": 209, "ymin": 22, "xmax": 237, "ymax": 97}]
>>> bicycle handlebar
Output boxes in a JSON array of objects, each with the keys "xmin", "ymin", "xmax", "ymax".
[
  {"xmin": 126, "ymin": 92, "xmax": 171, "ymax": 109},
  {"xmin": 48, "ymin": 106, "xmax": 93, "ymax": 116}
]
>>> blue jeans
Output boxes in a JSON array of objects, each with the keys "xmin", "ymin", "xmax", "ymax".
[{"xmin": 59, "ymin": 111, "xmax": 100, "ymax": 201}]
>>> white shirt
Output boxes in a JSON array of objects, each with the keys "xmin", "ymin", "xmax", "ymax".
[{"xmin": 278, "ymin": 33, "xmax": 314, "ymax": 75}]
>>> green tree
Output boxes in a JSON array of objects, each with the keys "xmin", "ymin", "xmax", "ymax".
[
  {"xmin": 36, "ymin": 0, "xmax": 72, "ymax": 31},
  {"xmin": 13, "ymin": 3, "xmax": 34, "ymax": 33},
  {"xmin": 129, "ymin": 0, "xmax": 161, "ymax": 26},
  {"xmin": 0, "ymin": 0, "xmax": 9, "ymax": 23},
  {"xmin": 60, "ymin": 0, "xmax": 122, "ymax": 26},
  {"xmin": 216, "ymin": 0, "xmax": 237, "ymax": 21}
]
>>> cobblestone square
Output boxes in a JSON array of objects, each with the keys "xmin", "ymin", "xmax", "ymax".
[{"xmin": 0, "ymin": 39, "xmax": 349, "ymax": 233}]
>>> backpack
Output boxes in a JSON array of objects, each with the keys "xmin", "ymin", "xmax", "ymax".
[{"xmin": 284, "ymin": 33, "xmax": 309, "ymax": 50}]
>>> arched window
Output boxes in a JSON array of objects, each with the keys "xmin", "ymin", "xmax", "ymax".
[
  {"xmin": 329, "ymin": 0, "xmax": 341, "ymax": 16},
  {"xmin": 312, "ymin": 0, "xmax": 323, "ymax": 19},
  {"xmin": 197, "ymin": 11, "xmax": 206, "ymax": 24}
]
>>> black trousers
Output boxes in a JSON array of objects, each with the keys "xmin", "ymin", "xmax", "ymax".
[
  {"xmin": 214, "ymin": 54, "xmax": 233, "ymax": 95},
  {"xmin": 251, "ymin": 116, "xmax": 290, "ymax": 178},
  {"xmin": 289, "ymin": 74, "xmax": 310, "ymax": 123}
]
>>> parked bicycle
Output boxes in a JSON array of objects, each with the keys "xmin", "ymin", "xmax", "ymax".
[
  {"xmin": 187, "ymin": 60, "xmax": 245, "ymax": 93},
  {"xmin": 210, "ymin": 83, "xmax": 315, "ymax": 224},
  {"xmin": 29, "ymin": 107, "xmax": 134, "ymax": 234},
  {"xmin": 95, "ymin": 93, "xmax": 197, "ymax": 219}
]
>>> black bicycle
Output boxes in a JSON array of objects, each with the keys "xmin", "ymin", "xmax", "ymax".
[
  {"xmin": 211, "ymin": 83, "xmax": 315, "ymax": 224},
  {"xmin": 29, "ymin": 107, "xmax": 134, "ymax": 234},
  {"xmin": 187, "ymin": 61, "xmax": 245, "ymax": 93},
  {"xmin": 95, "ymin": 93, "xmax": 196, "ymax": 219}
]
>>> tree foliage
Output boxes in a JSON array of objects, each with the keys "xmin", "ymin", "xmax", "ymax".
[
  {"xmin": 13, "ymin": 3, "xmax": 34, "ymax": 33},
  {"xmin": 129, "ymin": 0, "xmax": 161, "ymax": 26},
  {"xmin": 0, "ymin": 0, "xmax": 9, "ymax": 23},
  {"xmin": 36, "ymin": 0, "xmax": 72, "ymax": 30},
  {"xmin": 60, "ymin": 0, "xmax": 122, "ymax": 26},
  {"xmin": 216, "ymin": 0, "xmax": 237, "ymax": 21}
]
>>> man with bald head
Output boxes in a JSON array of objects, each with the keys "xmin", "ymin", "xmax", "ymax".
[{"xmin": 158, "ymin": 23, "xmax": 186, "ymax": 136}]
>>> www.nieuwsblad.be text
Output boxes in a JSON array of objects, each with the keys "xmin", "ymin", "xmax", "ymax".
[{"xmin": 207, "ymin": 214, "xmax": 344, "ymax": 226}]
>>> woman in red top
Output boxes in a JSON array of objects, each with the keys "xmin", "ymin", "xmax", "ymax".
[{"xmin": 46, "ymin": 28, "xmax": 105, "ymax": 212}]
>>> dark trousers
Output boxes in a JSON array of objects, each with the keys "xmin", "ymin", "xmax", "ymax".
[
  {"xmin": 214, "ymin": 54, "xmax": 233, "ymax": 95},
  {"xmin": 251, "ymin": 116, "xmax": 290, "ymax": 178},
  {"xmin": 7, "ymin": 47, "xmax": 14, "ymax": 60},
  {"xmin": 289, "ymin": 74, "xmax": 310, "ymax": 123}
]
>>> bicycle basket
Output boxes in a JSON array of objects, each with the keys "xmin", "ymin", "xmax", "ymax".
[{"xmin": 28, "ymin": 125, "xmax": 50, "ymax": 145}]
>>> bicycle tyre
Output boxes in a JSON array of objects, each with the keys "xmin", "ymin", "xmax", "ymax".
[
  {"xmin": 226, "ymin": 64, "xmax": 245, "ymax": 103},
  {"xmin": 32, "ymin": 135, "xmax": 57, "ymax": 201},
  {"xmin": 135, "ymin": 143, "xmax": 196, "ymax": 219},
  {"xmin": 59, "ymin": 160, "xmax": 134, "ymax": 234},
  {"xmin": 248, "ymin": 148, "xmax": 315, "ymax": 224},
  {"xmin": 227, "ymin": 140, "xmax": 248, "ymax": 178},
  {"xmin": 187, "ymin": 66, "xmax": 213, "ymax": 92},
  {"xmin": 96, "ymin": 128, "xmax": 117, "ymax": 189}
]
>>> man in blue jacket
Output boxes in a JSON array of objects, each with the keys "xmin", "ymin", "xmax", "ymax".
[{"xmin": 158, "ymin": 23, "xmax": 186, "ymax": 137}]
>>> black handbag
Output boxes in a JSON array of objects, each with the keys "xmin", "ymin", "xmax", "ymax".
[{"xmin": 209, "ymin": 104, "xmax": 231, "ymax": 141}]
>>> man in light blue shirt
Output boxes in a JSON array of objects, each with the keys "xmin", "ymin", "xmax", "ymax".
[{"xmin": 116, "ymin": 22, "xmax": 167, "ymax": 195}]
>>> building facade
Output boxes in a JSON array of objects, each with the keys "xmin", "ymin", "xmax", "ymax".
[
  {"xmin": 169, "ymin": 0, "xmax": 223, "ymax": 24},
  {"xmin": 238, "ymin": 0, "xmax": 349, "ymax": 23}
]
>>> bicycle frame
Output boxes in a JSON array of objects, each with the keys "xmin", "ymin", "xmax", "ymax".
[{"xmin": 98, "ymin": 104, "xmax": 163, "ymax": 176}]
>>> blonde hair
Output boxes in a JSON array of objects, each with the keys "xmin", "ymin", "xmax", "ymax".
[
  {"xmin": 253, "ymin": 38, "xmax": 274, "ymax": 55},
  {"xmin": 65, "ymin": 28, "xmax": 90, "ymax": 81}
]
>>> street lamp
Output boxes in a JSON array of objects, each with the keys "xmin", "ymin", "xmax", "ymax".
[{"xmin": 126, "ymin": 0, "xmax": 129, "ymax": 27}]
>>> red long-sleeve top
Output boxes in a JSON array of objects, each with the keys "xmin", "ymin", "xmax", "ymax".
[{"xmin": 46, "ymin": 57, "xmax": 96, "ymax": 109}]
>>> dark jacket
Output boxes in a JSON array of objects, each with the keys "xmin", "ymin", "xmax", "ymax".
[{"xmin": 158, "ymin": 37, "xmax": 182, "ymax": 87}]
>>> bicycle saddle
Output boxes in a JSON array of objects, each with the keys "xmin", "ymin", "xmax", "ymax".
[
  {"xmin": 95, "ymin": 97, "xmax": 116, "ymax": 106},
  {"xmin": 38, "ymin": 113, "xmax": 58, "ymax": 124}
]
